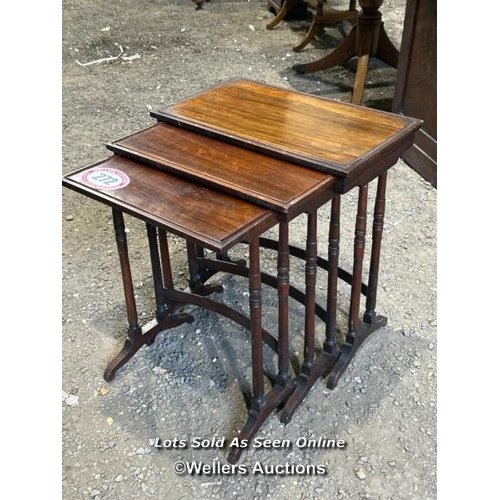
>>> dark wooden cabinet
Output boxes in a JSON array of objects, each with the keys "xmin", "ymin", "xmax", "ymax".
[{"xmin": 392, "ymin": 0, "xmax": 437, "ymax": 187}]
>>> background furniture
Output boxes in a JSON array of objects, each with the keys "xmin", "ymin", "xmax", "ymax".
[
  {"xmin": 293, "ymin": 0, "xmax": 400, "ymax": 105},
  {"xmin": 392, "ymin": 0, "xmax": 437, "ymax": 187},
  {"xmin": 293, "ymin": 0, "xmax": 358, "ymax": 52}
]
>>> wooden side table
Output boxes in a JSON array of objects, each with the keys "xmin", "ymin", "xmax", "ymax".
[
  {"xmin": 63, "ymin": 154, "xmax": 295, "ymax": 464},
  {"xmin": 149, "ymin": 78, "xmax": 421, "ymax": 423}
]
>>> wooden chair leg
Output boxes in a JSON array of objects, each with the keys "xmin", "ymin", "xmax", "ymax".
[
  {"xmin": 267, "ymin": 0, "xmax": 295, "ymax": 30},
  {"xmin": 294, "ymin": 24, "xmax": 357, "ymax": 73},
  {"xmin": 293, "ymin": 1, "xmax": 358, "ymax": 53},
  {"xmin": 293, "ymin": 20, "xmax": 321, "ymax": 52}
]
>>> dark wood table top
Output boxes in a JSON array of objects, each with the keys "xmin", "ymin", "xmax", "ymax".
[
  {"xmin": 151, "ymin": 79, "xmax": 422, "ymax": 191},
  {"xmin": 107, "ymin": 122, "xmax": 335, "ymax": 217},
  {"xmin": 62, "ymin": 155, "xmax": 277, "ymax": 252}
]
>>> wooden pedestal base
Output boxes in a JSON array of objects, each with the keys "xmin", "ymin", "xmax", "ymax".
[{"xmin": 294, "ymin": 0, "xmax": 399, "ymax": 104}]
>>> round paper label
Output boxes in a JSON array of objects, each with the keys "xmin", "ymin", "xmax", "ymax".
[{"xmin": 80, "ymin": 167, "xmax": 130, "ymax": 190}]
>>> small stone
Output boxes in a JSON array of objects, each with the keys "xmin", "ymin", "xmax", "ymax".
[
  {"xmin": 65, "ymin": 394, "xmax": 79, "ymax": 407},
  {"xmin": 314, "ymin": 488, "xmax": 325, "ymax": 493},
  {"xmin": 106, "ymin": 417, "xmax": 114, "ymax": 425},
  {"xmin": 354, "ymin": 467, "xmax": 367, "ymax": 480},
  {"xmin": 90, "ymin": 489, "xmax": 100, "ymax": 498},
  {"xmin": 428, "ymin": 343, "xmax": 435, "ymax": 350},
  {"xmin": 66, "ymin": 215, "xmax": 74, "ymax": 221},
  {"xmin": 115, "ymin": 474, "xmax": 124, "ymax": 483},
  {"xmin": 413, "ymin": 360, "xmax": 421, "ymax": 367},
  {"xmin": 354, "ymin": 377, "xmax": 362, "ymax": 384},
  {"xmin": 136, "ymin": 447, "xmax": 145, "ymax": 455},
  {"xmin": 430, "ymin": 319, "xmax": 437, "ymax": 327},
  {"xmin": 388, "ymin": 461, "xmax": 396, "ymax": 467},
  {"xmin": 360, "ymin": 456, "xmax": 369, "ymax": 463}
]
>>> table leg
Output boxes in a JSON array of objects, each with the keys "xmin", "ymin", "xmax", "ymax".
[
  {"xmin": 158, "ymin": 229, "xmax": 174, "ymax": 312},
  {"xmin": 325, "ymin": 185, "xmax": 367, "ymax": 388},
  {"xmin": 146, "ymin": 224, "xmax": 169, "ymax": 322},
  {"xmin": 277, "ymin": 220, "xmax": 292, "ymax": 386},
  {"xmin": 327, "ymin": 182, "xmax": 387, "ymax": 389},
  {"xmin": 303, "ymin": 210, "xmax": 318, "ymax": 374},
  {"xmin": 364, "ymin": 172, "xmax": 386, "ymax": 324},
  {"xmin": 250, "ymin": 237, "xmax": 265, "ymax": 408},
  {"xmin": 186, "ymin": 241, "xmax": 223, "ymax": 296},
  {"xmin": 112, "ymin": 209, "xmax": 141, "ymax": 339},
  {"xmin": 227, "ymin": 227, "xmax": 295, "ymax": 464},
  {"xmin": 280, "ymin": 200, "xmax": 341, "ymax": 423},
  {"xmin": 104, "ymin": 212, "xmax": 194, "ymax": 382},
  {"xmin": 324, "ymin": 194, "xmax": 342, "ymax": 355}
]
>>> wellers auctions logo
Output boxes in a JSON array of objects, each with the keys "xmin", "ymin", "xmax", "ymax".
[
  {"xmin": 172, "ymin": 460, "xmax": 328, "ymax": 476},
  {"xmin": 151, "ymin": 436, "xmax": 346, "ymax": 476}
]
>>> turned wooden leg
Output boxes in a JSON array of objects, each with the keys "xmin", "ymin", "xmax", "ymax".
[
  {"xmin": 158, "ymin": 229, "xmax": 174, "ymax": 292},
  {"xmin": 303, "ymin": 211, "xmax": 318, "ymax": 375},
  {"xmin": 249, "ymin": 238, "xmax": 265, "ymax": 407},
  {"xmin": 186, "ymin": 241, "xmax": 223, "ymax": 296},
  {"xmin": 146, "ymin": 224, "xmax": 169, "ymax": 321},
  {"xmin": 280, "ymin": 203, "xmax": 343, "ymax": 423},
  {"xmin": 112, "ymin": 210, "xmax": 140, "ymax": 338},
  {"xmin": 104, "ymin": 210, "xmax": 142, "ymax": 381},
  {"xmin": 348, "ymin": 185, "xmax": 369, "ymax": 334},
  {"xmin": 324, "ymin": 194, "xmax": 341, "ymax": 355},
  {"xmin": 327, "ymin": 185, "xmax": 369, "ymax": 389},
  {"xmin": 277, "ymin": 220, "xmax": 292, "ymax": 386},
  {"xmin": 280, "ymin": 212, "xmax": 322, "ymax": 423},
  {"xmin": 227, "ymin": 236, "xmax": 295, "ymax": 464},
  {"xmin": 104, "ymin": 213, "xmax": 194, "ymax": 382},
  {"xmin": 364, "ymin": 172, "xmax": 387, "ymax": 324}
]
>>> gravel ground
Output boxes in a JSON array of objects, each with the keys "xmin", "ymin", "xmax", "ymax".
[{"xmin": 61, "ymin": 1, "xmax": 436, "ymax": 498}]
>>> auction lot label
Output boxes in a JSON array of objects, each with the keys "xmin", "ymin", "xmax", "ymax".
[{"xmin": 80, "ymin": 167, "xmax": 130, "ymax": 190}]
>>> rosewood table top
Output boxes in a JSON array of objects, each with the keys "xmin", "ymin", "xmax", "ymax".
[
  {"xmin": 107, "ymin": 121, "xmax": 335, "ymax": 218},
  {"xmin": 62, "ymin": 155, "xmax": 277, "ymax": 252},
  {"xmin": 151, "ymin": 79, "xmax": 421, "ymax": 191}
]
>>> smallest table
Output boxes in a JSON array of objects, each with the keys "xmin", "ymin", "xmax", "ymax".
[{"xmin": 63, "ymin": 154, "xmax": 290, "ymax": 464}]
